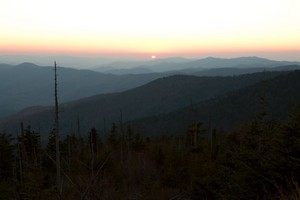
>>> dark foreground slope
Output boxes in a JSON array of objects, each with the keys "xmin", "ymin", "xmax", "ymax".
[
  {"xmin": 0, "ymin": 71, "xmax": 285, "ymax": 139},
  {"xmin": 131, "ymin": 70, "xmax": 300, "ymax": 136}
]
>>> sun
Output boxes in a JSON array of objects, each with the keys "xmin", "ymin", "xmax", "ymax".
[{"xmin": 151, "ymin": 55, "xmax": 156, "ymax": 59}]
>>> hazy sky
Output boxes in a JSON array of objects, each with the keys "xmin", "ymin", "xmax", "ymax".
[{"xmin": 1, "ymin": 0, "xmax": 300, "ymax": 61}]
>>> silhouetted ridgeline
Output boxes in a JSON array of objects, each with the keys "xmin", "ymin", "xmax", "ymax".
[
  {"xmin": 130, "ymin": 70, "xmax": 300, "ymax": 136},
  {"xmin": 0, "ymin": 62, "xmax": 164, "ymax": 117},
  {"xmin": 0, "ymin": 70, "xmax": 295, "ymax": 141},
  {"xmin": 96, "ymin": 56, "xmax": 300, "ymax": 73},
  {"xmin": 1, "ymin": 57, "xmax": 300, "ymax": 117}
]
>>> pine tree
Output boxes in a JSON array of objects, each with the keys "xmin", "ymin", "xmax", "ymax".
[
  {"xmin": 107, "ymin": 123, "xmax": 118, "ymax": 150},
  {"xmin": 0, "ymin": 133, "xmax": 14, "ymax": 181}
]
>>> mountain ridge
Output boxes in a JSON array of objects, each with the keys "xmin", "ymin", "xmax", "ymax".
[
  {"xmin": 1, "ymin": 56, "xmax": 299, "ymax": 117},
  {"xmin": 93, "ymin": 56, "xmax": 300, "ymax": 75},
  {"xmin": 0, "ymin": 63, "xmax": 164, "ymax": 117},
  {"xmin": 130, "ymin": 70, "xmax": 300, "ymax": 136},
  {"xmin": 0, "ymin": 70, "xmax": 288, "ymax": 140}
]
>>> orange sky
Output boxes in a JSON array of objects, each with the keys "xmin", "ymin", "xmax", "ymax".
[{"xmin": 1, "ymin": 0, "xmax": 300, "ymax": 60}]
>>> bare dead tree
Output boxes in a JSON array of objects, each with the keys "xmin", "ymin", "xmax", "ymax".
[
  {"xmin": 81, "ymin": 152, "xmax": 112, "ymax": 200},
  {"xmin": 120, "ymin": 109, "xmax": 124, "ymax": 166},
  {"xmin": 54, "ymin": 61, "xmax": 62, "ymax": 196},
  {"xmin": 17, "ymin": 126, "xmax": 23, "ymax": 185}
]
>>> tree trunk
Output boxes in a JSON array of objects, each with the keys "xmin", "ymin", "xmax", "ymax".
[{"xmin": 54, "ymin": 61, "xmax": 62, "ymax": 196}]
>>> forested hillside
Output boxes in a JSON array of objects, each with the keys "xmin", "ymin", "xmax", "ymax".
[
  {"xmin": 131, "ymin": 70, "xmax": 300, "ymax": 136},
  {"xmin": 1, "ymin": 67, "xmax": 300, "ymax": 199},
  {"xmin": 0, "ymin": 98, "xmax": 299, "ymax": 199},
  {"xmin": 0, "ymin": 71, "xmax": 286, "ymax": 139}
]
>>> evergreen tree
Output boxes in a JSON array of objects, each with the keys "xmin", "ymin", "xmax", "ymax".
[
  {"xmin": 0, "ymin": 133, "xmax": 14, "ymax": 181},
  {"xmin": 107, "ymin": 123, "xmax": 118, "ymax": 149},
  {"xmin": 20, "ymin": 125, "xmax": 41, "ymax": 166}
]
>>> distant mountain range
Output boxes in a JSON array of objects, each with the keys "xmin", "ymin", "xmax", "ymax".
[
  {"xmin": 97, "ymin": 67, "xmax": 155, "ymax": 75},
  {"xmin": 93, "ymin": 56, "xmax": 300, "ymax": 74},
  {"xmin": 0, "ymin": 56, "xmax": 299, "ymax": 120},
  {"xmin": 0, "ymin": 63, "xmax": 164, "ymax": 117},
  {"xmin": 0, "ymin": 57, "xmax": 300, "ymax": 139},
  {"xmin": 0, "ymin": 70, "xmax": 292, "ymax": 142},
  {"xmin": 92, "ymin": 57, "xmax": 191, "ymax": 74}
]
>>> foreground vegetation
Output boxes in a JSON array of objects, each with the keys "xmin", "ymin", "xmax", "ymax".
[{"xmin": 1, "ymin": 105, "xmax": 300, "ymax": 199}]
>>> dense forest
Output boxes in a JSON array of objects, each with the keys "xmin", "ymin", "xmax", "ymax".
[
  {"xmin": 1, "ymin": 104, "xmax": 300, "ymax": 199},
  {"xmin": 1, "ymin": 65, "xmax": 300, "ymax": 199}
]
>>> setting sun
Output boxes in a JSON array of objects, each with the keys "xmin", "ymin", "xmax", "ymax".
[{"xmin": 0, "ymin": 0, "xmax": 300, "ymax": 60}]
